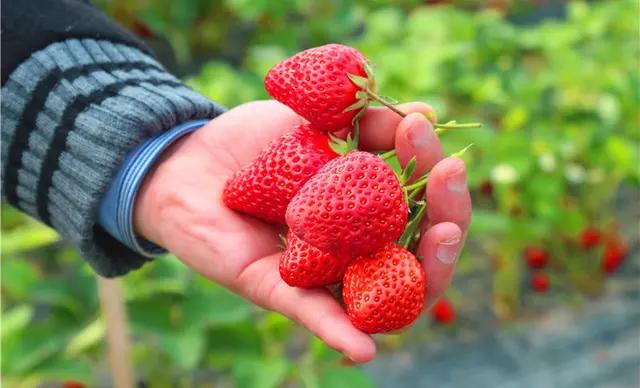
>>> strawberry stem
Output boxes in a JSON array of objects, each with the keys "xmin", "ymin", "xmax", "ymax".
[
  {"xmin": 365, "ymin": 88, "xmax": 407, "ymax": 117},
  {"xmin": 364, "ymin": 89, "xmax": 482, "ymax": 130}
]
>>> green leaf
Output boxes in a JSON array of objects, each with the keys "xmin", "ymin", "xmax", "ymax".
[
  {"xmin": 1, "ymin": 305, "xmax": 33, "ymax": 340},
  {"xmin": 65, "ymin": 319, "xmax": 105, "ymax": 356},
  {"xmin": 1, "ymin": 223, "xmax": 59, "ymax": 255},
  {"xmin": 30, "ymin": 358, "xmax": 92, "ymax": 383},
  {"xmin": 160, "ymin": 327, "xmax": 206, "ymax": 370},
  {"xmin": 233, "ymin": 358, "xmax": 289, "ymax": 388},
  {"xmin": 182, "ymin": 286, "xmax": 253, "ymax": 329},
  {"xmin": 319, "ymin": 367, "xmax": 373, "ymax": 388},
  {"xmin": 1, "ymin": 260, "xmax": 39, "ymax": 299}
]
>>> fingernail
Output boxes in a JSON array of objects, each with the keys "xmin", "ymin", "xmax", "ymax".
[
  {"xmin": 406, "ymin": 115, "xmax": 430, "ymax": 148},
  {"xmin": 424, "ymin": 110, "xmax": 437, "ymax": 124},
  {"xmin": 436, "ymin": 235, "xmax": 461, "ymax": 264},
  {"xmin": 446, "ymin": 162, "xmax": 467, "ymax": 193}
]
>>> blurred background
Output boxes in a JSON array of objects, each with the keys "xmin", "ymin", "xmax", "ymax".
[{"xmin": 2, "ymin": 0, "xmax": 639, "ymax": 387}]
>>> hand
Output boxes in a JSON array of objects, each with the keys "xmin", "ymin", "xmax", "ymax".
[{"xmin": 133, "ymin": 100, "xmax": 472, "ymax": 363}]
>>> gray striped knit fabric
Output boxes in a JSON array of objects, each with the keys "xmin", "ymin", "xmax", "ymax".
[{"xmin": 1, "ymin": 39, "xmax": 225, "ymax": 276}]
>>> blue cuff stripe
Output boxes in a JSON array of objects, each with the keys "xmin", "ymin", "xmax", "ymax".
[{"xmin": 98, "ymin": 119, "xmax": 209, "ymax": 257}]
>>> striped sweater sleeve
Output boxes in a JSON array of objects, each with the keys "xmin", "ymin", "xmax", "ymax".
[{"xmin": 1, "ymin": 6, "xmax": 225, "ymax": 276}]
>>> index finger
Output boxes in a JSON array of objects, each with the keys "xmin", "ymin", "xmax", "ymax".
[{"xmin": 358, "ymin": 102, "xmax": 436, "ymax": 151}]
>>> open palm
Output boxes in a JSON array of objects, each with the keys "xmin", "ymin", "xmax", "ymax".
[{"xmin": 133, "ymin": 100, "xmax": 471, "ymax": 363}]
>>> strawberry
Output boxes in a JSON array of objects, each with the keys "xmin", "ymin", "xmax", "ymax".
[
  {"xmin": 62, "ymin": 382, "xmax": 85, "ymax": 388},
  {"xmin": 286, "ymin": 151, "xmax": 408, "ymax": 258},
  {"xmin": 223, "ymin": 123, "xmax": 338, "ymax": 224},
  {"xmin": 479, "ymin": 180, "xmax": 493, "ymax": 196},
  {"xmin": 342, "ymin": 244, "xmax": 425, "ymax": 334},
  {"xmin": 601, "ymin": 240, "xmax": 627, "ymax": 274},
  {"xmin": 279, "ymin": 230, "xmax": 354, "ymax": 287},
  {"xmin": 579, "ymin": 226, "xmax": 601, "ymax": 249},
  {"xmin": 523, "ymin": 246, "xmax": 549, "ymax": 269},
  {"xmin": 431, "ymin": 298, "xmax": 456, "ymax": 325},
  {"xmin": 265, "ymin": 44, "xmax": 373, "ymax": 132},
  {"xmin": 530, "ymin": 271, "xmax": 550, "ymax": 293}
]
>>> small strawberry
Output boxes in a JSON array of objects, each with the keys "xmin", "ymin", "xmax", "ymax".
[
  {"xmin": 286, "ymin": 151, "xmax": 408, "ymax": 258},
  {"xmin": 531, "ymin": 271, "xmax": 550, "ymax": 293},
  {"xmin": 579, "ymin": 226, "xmax": 601, "ymax": 249},
  {"xmin": 431, "ymin": 298, "xmax": 456, "ymax": 325},
  {"xmin": 265, "ymin": 44, "xmax": 373, "ymax": 132},
  {"xmin": 62, "ymin": 382, "xmax": 85, "ymax": 388},
  {"xmin": 224, "ymin": 123, "xmax": 338, "ymax": 224},
  {"xmin": 601, "ymin": 240, "xmax": 627, "ymax": 274},
  {"xmin": 479, "ymin": 180, "xmax": 493, "ymax": 196},
  {"xmin": 342, "ymin": 244, "xmax": 426, "ymax": 334},
  {"xmin": 524, "ymin": 246, "xmax": 549, "ymax": 269},
  {"xmin": 279, "ymin": 230, "xmax": 354, "ymax": 287}
]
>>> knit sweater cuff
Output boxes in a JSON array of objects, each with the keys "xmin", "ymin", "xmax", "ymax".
[{"xmin": 1, "ymin": 39, "xmax": 225, "ymax": 276}]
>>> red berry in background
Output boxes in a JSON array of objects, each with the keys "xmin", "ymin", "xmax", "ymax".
[
  {"xmin": 279, "ymin": 230, "xmax": 354, "ymax": 287},
  {"xmin": 431, "ymin": 298, "xmax": 456, "ymax": 325},
  {"xmin": 531, "ymin": 272, "xmax": 550, "ymax": 293},
  {"xmin": 579, "ymin": 226, "xmax": 602, "ymax": 249},
  {"xmin": 224, "ymin": 123, "xmax": 338, "ymax": 224},
  {"xmin": 479, "ymin": 180, "xmax": 493, "ymax": 196},
  {"xmin": 601, "ymin": 241, "xmax": 628, "ymax": 274},
  {"xmin": 524, "ymin": 247, "xmax": 549, "ymax": 269},
  {"xmin": 342, "ymin": 244, "xmax": 426, "ymax": 334},
  {"xmin": 62, "ymin": 381, "xmax": 85, "ymax": 388},
  {"xmin": 287, "ymin": 151, "xmax": 408, "ymax": 258},
  {"xmin": 265, "ymin": 44, "xmax": 371, "ymax": 132}
]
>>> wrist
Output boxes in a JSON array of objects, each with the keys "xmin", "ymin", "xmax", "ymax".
[{"xmin": 133, "ymin": 132, "xmax": 194, "ymax": 248}]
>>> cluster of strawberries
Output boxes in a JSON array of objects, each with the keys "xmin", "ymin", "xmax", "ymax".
[
  {"xmin": 524, "ymin": 225, "xmax": 628, "ymax": 293},
  {"xmin": 224, "ymin": 44, "xmax": 477, "ymax": 333}
]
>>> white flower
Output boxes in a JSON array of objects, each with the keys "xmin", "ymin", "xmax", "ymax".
[
  {"xmin": 538, "ymin": 153, "xmax": 557, "ymax": 172},
  {"xmin": 565, "ymin": 164, "xmax": 587, "ymax": 183},
  {"xmin": 491, "ymin": 164, "xmax": 518, "ymax": 184}
]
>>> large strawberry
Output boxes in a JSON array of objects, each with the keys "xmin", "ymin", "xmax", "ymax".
[
  {"xmin": 223, "ymin": 123, "xmax": 338, "ymax": 224},
  {"xmin": 342, "ymin": 244, "xmax": 426, "ymax": 334},
  {"xmin": 280, "ymin": 230, "xmax": 354, "ymax": 288},
  {"xmin": 286, "ymin": 151, "xmax": 408, "ymax": 257},
  {"xmin": 265, "ymin": 44, "xmax": 374, "ymax": 133}
]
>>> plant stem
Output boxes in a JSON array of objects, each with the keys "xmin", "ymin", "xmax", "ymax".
[
  {"xmin": 365, "ymin": 89, "xmax": 482, "ymax": 130},
  {"xmin": 435, "ymin": 122, "xmax": 482, "ymax": 129},
  {"xmin": 366, "ymin": 88, "xmax": 407, "ymax": 117}
]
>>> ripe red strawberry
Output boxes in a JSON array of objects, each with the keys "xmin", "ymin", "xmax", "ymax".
[
  {"xmin": 579, "ymin": 226, "xmax": 601, "ymax": 249},
  {"xmin": 479, "ymin": 180, "xmax": 493, "ymax": 196},
  {"xmin": 342, "ymin": 244, "xmax": 425, "ymax": 334},
  {"xmin": 223, "ymin": 123, "xmax": 338, "ymax": 224},
  {"xmin": 280, "ymin": 230, "xmax": 354, "ymax": 287},
  {"xmin": 524, "ymin": 247, "xmax": 549, "ymax": 269},
  {"xmin": 265, "ymin": 44, "xmax": 372, "ymax": 132},
  {"xmin": 531, "ymin": 271, "xmax": 550, "ymax": 293},
  {"xmin": 601, "ymin": 241, "xmax": 627, "ymax": 274},
  {"xmin": 431, "ymin": 298, "xmax": 456, "ymax": 325},
  {"xmin": 286, "ymin": 151, "xmax": 408, "ymax": 258},
  {"xmin": 62, "ymin": 382, "xmax": 85, "ymax": 388}
]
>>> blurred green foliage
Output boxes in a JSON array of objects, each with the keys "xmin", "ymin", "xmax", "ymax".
[{"xmin": 2, "ymin": 0, "xmax": 639, "ymax": 386}]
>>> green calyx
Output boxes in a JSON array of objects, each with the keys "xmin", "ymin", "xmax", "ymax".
[
  {"xmin": 328, "ymin": 123, "xmax": 360, "ymax": 155},
  {"xmin": 398, "ymin": 200, "xmax": 427, "ymax": 250}
]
